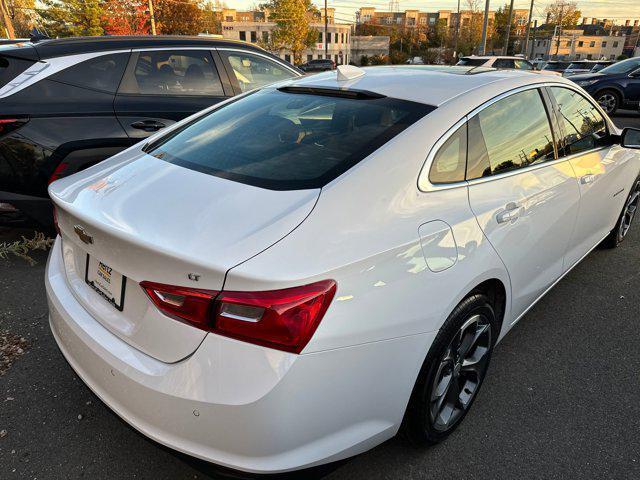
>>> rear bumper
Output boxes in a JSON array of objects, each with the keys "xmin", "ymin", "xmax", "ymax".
[{"xmin": 45, "ymin": 238, "xmax": 435, "ymax": 473}]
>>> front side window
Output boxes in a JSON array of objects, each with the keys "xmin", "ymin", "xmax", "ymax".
[
  {"xmin": 428, "ymin": 123, "xmax": 467, "ymax": 184},
  {"xmin": 466, "ymin": 89, "xmax": 555, "ymax": 179},
  {"xmin": 146, "ymin": 88, "xmax": 433, "ymax": 190},
  {"xmin": 223, "ymin": 52, "xmax": 296, "ymax": 92},
  {"xmin": 120, "ymin": 50, "xmax": 223, "ymax": 96},
  {"xmin": 50, "ymin": 53, "xmax": 129, "ymax": 93},
  {"xmin": 550, "ymin": 87, "xmax": 608, "ymax": 156}
]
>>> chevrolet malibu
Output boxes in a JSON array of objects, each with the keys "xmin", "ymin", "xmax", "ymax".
[{"xmin": 46, "ymin": 66, "xmax": 640, "ymax": 473}]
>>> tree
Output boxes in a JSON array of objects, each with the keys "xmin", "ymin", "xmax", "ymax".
[
  {"xmin": 261, "ymin": 0, "xmax": 318, "ymax": 65},
  {"xmin": 1, "ymin": 0, "xmax": 36, "ymax": 38},
  {"xmin": 544, "ymin": 1, "xmax": 581, "ymax": 29},
  {"xmin": 200, "ymin": 0, "xmax": 225, "ymax": 35},
  {"xmin": 103, "ymin": 0, "xmax": 149, "ymax": 36},
  {"xmin": 39, "ymin": 0, "xmax": 105, "ymax": 37},
  {"xmin": 153, "ymin": 0, "xmax": 203, "ymax": 35}
]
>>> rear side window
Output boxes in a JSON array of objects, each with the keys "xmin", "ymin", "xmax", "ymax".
[
  {"xmin": 119, "ymin": 50, "xmax": 224, "ymax": 96},
  {"xmin": 428, "ymin": 123, "xmax": 467, "ymax": 184},
  {"xmin": 147, "ymin": 89, "xmax": 433, "ymax": 190},
  {"xmin": 222, "ymin": 52, "xmax": 297, "ymax": 93},
  {"xmin": 466, "ymin": 89, "xmax": 555, "ymax": 179},
  {"xmin": 49, "ymin": 53, "xmax": 128, "ymax": 93},
  {"xmin": 493, "ymin": 59, "xmax": 515, "ymax": 69},
  {"xmin": 0, "ymin": 55, "xmax": 35, "ymax": 89},
  {"xmin": 550, "ymin": 87, "xmax": 608, "ymax": 156}
]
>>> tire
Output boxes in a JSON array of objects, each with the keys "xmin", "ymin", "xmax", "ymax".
[
  {"xmin": 402, "ymin": 293, "xmax": 498, "ymax": 445},
  {"xmin": 601, "ymin": 176, "xmax": 640, "ymax": 249},
  {"xmin": 595, "ymin": 89, "xmax": 620, "ymax": 115}
]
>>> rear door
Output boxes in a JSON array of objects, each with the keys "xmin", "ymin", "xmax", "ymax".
[
  {"xmin": 466, "ymin": 87, "xmax": 581, "ymax": 320},
  {"xmin": 114, "ymin": 48, "xmax": 233, "ymax": 139},
  {"xmin": 546, "ymin": 86, "xmax": 629, "ymax": 267}
]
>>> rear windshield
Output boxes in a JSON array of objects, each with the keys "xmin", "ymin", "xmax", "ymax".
[
  {"xmin": 146, "ymin": 88, "xmax": 433, "ymax": 190},
  {"xmin": 543, "ymin": 62, "xmax": 569, "ymax": 70},
  {"xmin": 457, "ymin": 58, "xmax": 486, "ymax": 66},
  {"xmin": 567, "ymin": 62, "xmax": 589, "ymax": 69},
  {"xmin": 0, "ymin": 55, "xmax": 35, "ymax": 89}
]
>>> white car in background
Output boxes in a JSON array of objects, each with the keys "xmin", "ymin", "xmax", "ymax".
[
  {"xmin": 457, "ymin": 55, "xmax": 562, "ymax": 75},
  {"xmin": 46, "ymin": 66, "xmax": 640, "ymax": 473}
]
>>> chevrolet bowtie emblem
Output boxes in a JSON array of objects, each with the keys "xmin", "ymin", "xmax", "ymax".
[{"xmin": 74, "ymin": 225, "xmax": 93, "ymax": 245}]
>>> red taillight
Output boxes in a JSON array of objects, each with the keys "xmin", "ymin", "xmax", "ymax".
[
  {"xmin": 48, "ymin": 161, "xmax": 69, "ymax": 185},
  {"xmin": 140, "ymin": 281, "xmax": 218, "ymax": 329},
  {"xmin": 0, "ymin": 118, "xmax": 28, "ymax": 136},
  {"xmin": 140, "ymin": 280, "xmax": 337, "ymax": 354}
]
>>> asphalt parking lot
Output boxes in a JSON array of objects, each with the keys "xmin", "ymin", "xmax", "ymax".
[{"xmin": 1, "ymin": 112, "xmax": 640, "ymax": 480}]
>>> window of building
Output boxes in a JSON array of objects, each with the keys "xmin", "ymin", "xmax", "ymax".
[
  {"xmin": 239, "ymin": 31, "xmax": 246, "ymax": 41},
  {"xmin": 578, "ymin": 41, "xmax": 583, "ymax": 47},
  {"xmin": 335, "ymin": 33, "xmax": 338, "ymax": 43},
  {"xmin": 307, "ymin": 54, "xmax": 313, "ymax": 62},
  {"xmin": 250, "ymin": 31, "xmax": 257, "ymax": 43},
  {"xmin": 51, "ymin": 53, "xmax": 129, "ymax": 94},
  {"xmin": 428, "ymin": 123, "xmax": 467, "ymax": 184},
  {"xmin": 120, "ymin": 50, "xmax": 223, "ymax": 96},
  {"xmin": 225, "ymin": 16, "xmax": 233, "ymax": 22},
  {"xmin": 575, "ymin": 53, "xmax": 581, "ymax": 59},
  {"xmin": 609, "ymin": 54, "xmax": 615, "ymax": 60},
  {"xmin": 589, "ymin": 41, "xmax": 595, "ymax": 47},
  {"xmin": 318, "ymin": 31, "xmax": 322, "ymax": 43},
  {"xmin": 602, "ymin": 41, "xmax": 607, "ymax": 47},
  {"xmin": 335, "ymin": 54, "xmax": 338, "ymax": 63},
  {"xmin": 550, "ymin": 87, "xmax": 608, "ymax": 156},
  {"xmin": 587, "ymin": 54, "xmax": 592, "ymax": 59},
  {"xmin": 327, "ymin": 32, "xmax": 332, "ymax": 43},
  {"xmin": 466, "ymin": 89, "xmax": 555, "ymax": 179},
  {"xmin": 613, "ymin": 41, "xmax": 619, "ymax": 47},
  {"xmin": 284, "ymin": 54, "xmax": 291, "ymax": 63},
  {"xmin": 566, "ymin": 41, "xmax": 572, "ymax": 46}
]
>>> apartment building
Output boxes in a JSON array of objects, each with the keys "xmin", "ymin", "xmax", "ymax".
[
  {"xmin": 356, "ymin": 7, "xmax": 530, "ymax": 36},
  {"xmin": 529, "ymin": 29, "xmax": 625, "ymax": 61},
  {"xmin": 221, "ymin": 8, "xmax": 351, "ymax": 65}
]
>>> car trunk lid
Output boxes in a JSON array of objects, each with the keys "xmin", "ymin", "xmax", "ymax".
[{"xmin": 49, "ymin": 152, "xmax": 319, "ymax": 362}]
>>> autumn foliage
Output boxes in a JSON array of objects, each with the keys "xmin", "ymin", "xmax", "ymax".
[{"xmin": 103, "ymin": 0, "xmax": 149, "ymax": 36}]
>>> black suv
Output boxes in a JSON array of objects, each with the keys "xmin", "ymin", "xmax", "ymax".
[
  {"xmin": 569, "ymin": 56, "xmax": 640, "ymax": 115},
  {"xmin": 299, "ymin": 59, "xmax": 335, "ymax": 72},
  {"xmin": 0, "ymin": 36, "xmax": 301, "ymax": 226}
]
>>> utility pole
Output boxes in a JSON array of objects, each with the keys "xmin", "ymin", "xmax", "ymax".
[
  {"xmin": 0, "ymin": 0, "xmax": 15, "ymax": 39},
  {"xmin": 453, "ymin": 0, "xmax": 461, "ymax": 60},
  {"xmin": 479, "ymin": 0, "xmax": 491, "ymax": 55},
  {"xmin": 324, "ymin": 0, "xmax": 328, "ymax": 59},
  {"xmin": 554, "ymin": 2, "xmax": 565, "ymax": 58},
  {"xmin": 503, "ymin": 0, "xmax": 514, "ymax": 55},
  {"xmin": 522, "ymin": 0, "xmax": 534, "ymax": 56},
  {"xmin": 148, "ymin": 0, "xmax": 157, "ymax": 35}
]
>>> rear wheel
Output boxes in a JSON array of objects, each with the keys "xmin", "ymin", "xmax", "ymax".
[
  {"xmin": 595, "ymin": 89, "xmax": 620, "ymax": 115},
  {"xmin": 402, "ymin": 294, "xmax": 497, "ymax": 444},
  {"xmin": 601, "ymin": 176, "xmax": 640, "ymax": 248}
]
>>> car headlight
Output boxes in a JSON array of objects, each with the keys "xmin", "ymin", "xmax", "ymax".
[{"xmin": 575, "ymin": 79, "xmax": 598, "ymax": 87}]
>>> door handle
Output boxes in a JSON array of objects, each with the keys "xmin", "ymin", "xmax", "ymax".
[
  {"xmin": 496, "ymin": 202, "xmax": 521, "ymax": 224},
  {"xmin": 130, "ymin": 120, "xmax": 166, "ymax": 132},
  {"xmin": 580, "ymin": 174, "xmax": 595, "ymax": 185}
]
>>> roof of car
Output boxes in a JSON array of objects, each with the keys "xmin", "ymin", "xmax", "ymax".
[
  {"xmin": 462, "ymin": 55, "xmax": 527, "ymax": 60},
  {"xmin": 283, "ymin": 65, "xmax": 573, "ymax": 107},
  {"xmin": 6, "ymin": 35, "xmax": 268, "ymax": 60}
]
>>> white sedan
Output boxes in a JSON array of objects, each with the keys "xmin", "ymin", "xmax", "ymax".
[{"xmin": 46, "ymin": 65, "xmax": 640, "ymax": 473}]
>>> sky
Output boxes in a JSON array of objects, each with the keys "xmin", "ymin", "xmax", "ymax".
[{"xmin": 230, "ymin": 0, "xmax": 640, "ymax": 24}]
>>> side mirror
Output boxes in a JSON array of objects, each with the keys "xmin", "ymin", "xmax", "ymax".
[{"xmin": 621, "ymin": 128, "xmax": 640, "ymax": 149}]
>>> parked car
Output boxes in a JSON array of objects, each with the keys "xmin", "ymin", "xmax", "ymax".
[
  {"xmin": 456, "ymin": 55, "xmax": 560, "ymax": 76},
  {"xmin": 590, "ymin": 60, "xmax": 615, "ymax": 73},
  {"xmin": 406, "ymin": 56, "xmax": 425, "ymax": 65},
  {"xmin": 0, "ymin": 35, "xmax": 301, "ymax": 226},
  {"xmin": 47, "ymin": 65, "xmax": 640, "ymax": 474},
  {"xmin": 299, "ymin": 58, "xmax": 335, "ymax": 72},
  {"xmin": 569, "ymin": 56, "xmax": 640, "ymax": 114},
  {"xmin": 457, "ymin": 55, "xmax": 535, "ymax": 70},
  {"xmin": 541, "ymin": 60, "xmax": 571, "ymax": 74},
  {"xmin": 563, "ymin": 60, "xmax": 599, "ymax": 76}
]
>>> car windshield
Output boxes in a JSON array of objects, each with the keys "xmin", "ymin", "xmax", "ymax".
[
  {"xmin": 600, "ymin": 58, "xmax": 640, "ymax": 74},
  {"xmin": 456, "ymin": 58, "xmax": 486, "ymax": 66},
  {"xmin": 146, "ymin": 88, "xmax": 434, "ymax": 190},
  {"xmin": 567, "ymin": 62, "xmax": 588, "ymax": 69}
]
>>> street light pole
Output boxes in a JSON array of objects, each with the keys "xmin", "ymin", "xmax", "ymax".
[
  {"xmin": 503, "ymin": 0, "xmax": 514, "ymax": 55},
  {"xmin": 480, "ymin": 0, "xmax": 491, "ymax": 55},
  {"xmin": 522, "ymin": 0, "xmax": 534, "ymax": 56},
  {"xmin": 324, "ymin": 0, "xmax": 328, "ymax": 59}
]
